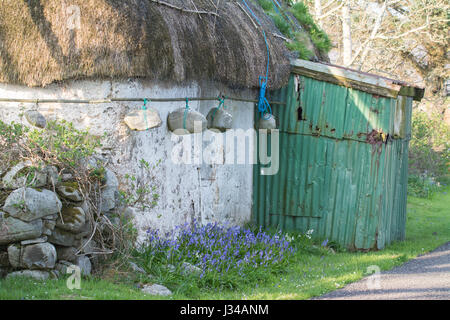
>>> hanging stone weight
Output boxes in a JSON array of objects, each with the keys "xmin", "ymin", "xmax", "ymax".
[
  {"xmin": 257, "ymin": 113, "xmax": 277, "ymax": 132},
  {"xmin": 167, "ymin": 108, "xmax": 207, "ymax": 135},
  {"xmin": 25, "ymin": 110, "xmax": 47, "ymax": 128},
  {"xmin": 206, "ymin": 108, "xmax": 233, "ymax": 132},
  {"xmin": 124, "ymin": 108, "xmax": 162, "ymax": 131}
]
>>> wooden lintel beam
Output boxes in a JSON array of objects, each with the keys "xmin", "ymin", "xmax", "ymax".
[{"xmin": 291, "ymin": 59, "xmax": 402, "ymax": 99}]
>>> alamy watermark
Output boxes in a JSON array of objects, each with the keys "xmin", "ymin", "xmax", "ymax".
[
  {"xmin": 366, "ymin": 265, "xmax": 381, "ymax": 290},
  {"xmin": 170, "ymin": 122, "xmax": 280, "ymax": 175},
  {"xmin": 65, "ymin": 5, "xmax": 81, "ymax": 30},
  {"xmin": 66, "ymin": 265, "xmax": 81, "ymax": 290}
]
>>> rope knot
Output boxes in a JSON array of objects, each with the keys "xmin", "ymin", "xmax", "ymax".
[
  {"xmin": 258, "ymin": 76, "xmax": 272, "ymax": 119},
  {"xmin": 211, "ymin": 96, "xmax": 227, "ymax": 122}
]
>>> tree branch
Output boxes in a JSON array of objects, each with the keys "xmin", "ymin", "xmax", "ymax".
[
  {"xmin": 357, "ymin": 0, "xmax": 388, "ymax": 69},
  {"xmin": 342, "ymin": 0, "xmax": 352, "ymax": 66},
  {"xmin": 375, "ymin": 19, "xmax": 449, "ymax": 40},
  {"xmin": 318, "ymin": 2, "xmax": 344, "ymax": 20},
  {"xmin": 322, "ymin": 0, "xmax": 339, "ymax": 11},
  {"xmin": 150, "ymin": 0, "xmax": 219, "ymax": 16},
  {"xmin": 272, "ymin": 32, "xmax": 291, "ymax": 42},
  {"xmin": 189, "ymin": 0, "xmax": 203, "ymax": 20}
]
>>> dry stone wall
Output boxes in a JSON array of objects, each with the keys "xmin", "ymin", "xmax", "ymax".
[{"xmin": 0, "ymin": 163, "xmax": 119, "ymax": 280}]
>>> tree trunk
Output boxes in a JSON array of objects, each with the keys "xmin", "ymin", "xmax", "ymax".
[
  {"xmin": 342, "ymin": 0, "xmax": 352, "ymax": 66},
  {"xmin": 315, "ymin": 0, "xmax": 323, "ymax": 28},
  {"xmin": 358, "ymin": 0, "xmax": 388, "ymax": 70}
]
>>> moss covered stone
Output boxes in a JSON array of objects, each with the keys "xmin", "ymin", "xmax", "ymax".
[
  {"xmin": 55, "ymin": 206, "xmax": 86, "ymax": 233},
  {"xmin": 47, "ymin": 227, "xmax": 77, "ymax": 247},
  {"xmin": 2, "ymin": 187, "xmax": 62, "ymax": 222},
  {"xmin": 57, "ymin": 185, "xmax": 83, "ymax": 202}
]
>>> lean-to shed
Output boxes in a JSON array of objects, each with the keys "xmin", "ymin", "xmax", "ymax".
[{"xmin": 254, "ymin": 60, "xmax": 424, "ymax": 250}]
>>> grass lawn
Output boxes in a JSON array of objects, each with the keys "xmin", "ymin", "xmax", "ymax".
[{"xmin": 0, "ymin": 187, "xmax": 449, "ymax": 300}]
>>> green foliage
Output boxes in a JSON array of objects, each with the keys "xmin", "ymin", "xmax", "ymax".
[
  {"xmin": 290, "ymin": 2, "xmax": 331, "ymax": 53},
  {"xmin": 118, "ymin": 159, "xmax": 161, "ymax": 211},
  {"xmin": 309, "ymin": 27, "xmax": 332, "ymax": 53},
  {"xmin": 286, "ymin": 36, "xmax": 313, "ymax": 59},
  {"xmin": 10, "ymin": 199, "xmax": 26, "ymax": 211},
  {"xmin": 0, "ymin": 120, "xmax": 27, "ymax": 144},
  {"xmin": 1, "ymin": 188, "xmax": 449, "ymax": 300},
  {"xmin": 256, "ymin": 0, "xmax": 273, "ymax": 11},
  {"xmin": 134, "ymin": 223, "xmax": 296, "ymax": 295},
  {"xmin": 255, "ymin": 0, "xmax": 331, "ymax": 58},
  {"xmin": 270, "ymin": 12, "xmax": 292, "ymax": 38},
  {"xmin": 18, "ymin": 166, "xmax": 40, "ymax": 186},
  {"xmin": 289, "ymin": 2, "xmax": 314, "ymax": 26},
  {"xmin": 0, "ymin": 119, "xmax": 102, "ymax": 169},
  {"xmin": 89, "ymin": 164, "xmax": 106, "ymax": 183},
  {"xmin": 408, "ymin": 111, "xmax": 449, "ymax": 197},
  {"xmin": 256, "ymin": 0, "xmax": 293, "ymax": 39},
  {"xmin": 0, "ymin": 276, "xmax": 156, "ymax": 300},
  {"xmin": 27, "ymin": 120, "xmax": 102, "ymax": 168},
  {"xmin": 407, "ymin": 174, "xmax": 442, "ymax": 199},
  {"xmin": 0, "ymin": 118, "xmax": 141, "ymax": 264}
]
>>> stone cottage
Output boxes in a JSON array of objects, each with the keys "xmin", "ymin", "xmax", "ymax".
[{"xmin": 0, "ymin": 0, "xmax": 325, "ymax": 277}]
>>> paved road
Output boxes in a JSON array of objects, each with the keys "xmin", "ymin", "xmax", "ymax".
[{"xmin": 315, "ymin": 242, "xmax": 450, "ymax": 300}]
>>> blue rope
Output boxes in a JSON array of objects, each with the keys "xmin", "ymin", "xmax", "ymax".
[
  {"xmin": 270, "ymin": 0, "xmax": 296, "ymax": 33},
  {"xmin": 271, "ymin": 0, "xmax": 282, "ymax": 15},
  {"xmin": 241, "ymin": 0, "xmax": 272, "ymax": 118},
  {"xmin": 272, "ymin": 0, "xmax": 281, "ymax": 7},
  {"xmin": 258, "ymin": 76, "xmax": 272, "ymax": 120},
  {"xmin": 142, "ymin": 98, "xmax": 149, "ymax": 130},
  {"xmin": 183, "ymin": 98, "xmax": 190, "ymax": 130}
]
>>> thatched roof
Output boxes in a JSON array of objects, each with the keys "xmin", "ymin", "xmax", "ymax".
[{"xmin": 0, "ymin": 0, "xmax": 320, "ymax": 89}]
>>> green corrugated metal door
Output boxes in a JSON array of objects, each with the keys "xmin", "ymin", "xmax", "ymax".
[{"xmin": 253, "ymin": 74, "xmax": 412, "ymax": 250}]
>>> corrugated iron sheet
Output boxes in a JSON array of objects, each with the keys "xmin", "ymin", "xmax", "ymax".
[{"xmin": 253, "ymin": 74, "xmax": 412, "ymax": 250}]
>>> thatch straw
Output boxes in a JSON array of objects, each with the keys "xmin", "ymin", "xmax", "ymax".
[{"xmin": 0, "ymin": 0, "xmax": 316, "ymax": 89}]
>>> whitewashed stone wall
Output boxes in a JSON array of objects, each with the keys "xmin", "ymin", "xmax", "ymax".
[{"xmin": 0, "ymin": 79, "xmax": 256, "ymax": 244}]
